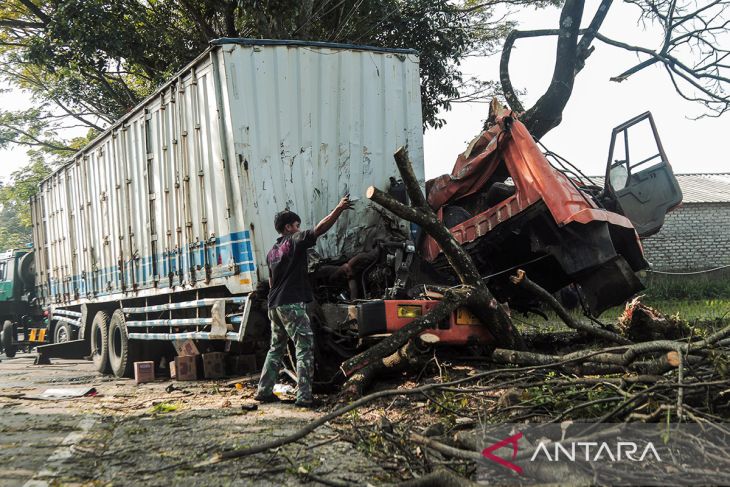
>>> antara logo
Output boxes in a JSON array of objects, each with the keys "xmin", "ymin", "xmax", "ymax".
[
  {"xmin": 530, "ymin": 441, "xmax": 662, "ymax": 462},
  {"xmin": 481, "ymin": 432, "xmax": 662, "ymax": 474},
  {"xmin": 481, "ymin": 432, "xmax": 524, "ymax": 475}
]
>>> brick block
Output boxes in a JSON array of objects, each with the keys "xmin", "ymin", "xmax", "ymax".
[
  {"xmin": 202, "ymin": 352, "xmax": 227, "ymax": 379},
  {"xmin": 226, "ymin": 354, "xmax": 257, "ymax": 375},
  {"xmin": 134, "ymin": 361, "xmax": 155, "ymax": 384},
  {"xmin": 174, "ymin": 355, "xmax": 198, "ymax": 381},
  {"xmin": 174, "ymin": 339, "xmax": 199, "ymax": 357}
]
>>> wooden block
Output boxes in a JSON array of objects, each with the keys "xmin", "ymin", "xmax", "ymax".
[
  {"xmin": 174, "ymin": 339, "xmax": 200, "ymax": 357},
  {"xmin": 202, "ymin": 352, "xmax": 227, "ymax": 379},
  {"xmin": 174, "ymin": 355, "xmax": 198, "ymax": 381},
  {"xmin": 226, "ymin": 354, "xmax": 257, "ymax": 375},
  {"xmin": 134, "ymin": 361, "xmax": 155, "ymax": 384}
]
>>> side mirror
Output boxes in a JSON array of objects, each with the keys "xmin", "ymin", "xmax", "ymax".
[{"xmin": 608, "ymin": 164, "xmax": 628, "ymax": 191}]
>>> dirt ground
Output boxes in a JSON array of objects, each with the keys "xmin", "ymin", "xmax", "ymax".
[{"xmin": 0, "ymin": 353, "xmax": 388, "ymax": 487}]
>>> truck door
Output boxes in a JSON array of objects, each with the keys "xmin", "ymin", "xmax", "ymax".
[
  {"xmin": 603, "ymin": 112, "xmax": 682, "ymax": 238},
  {"xmin": 0, "ymin": 259, "xmax": 9, "ymax": 302}
]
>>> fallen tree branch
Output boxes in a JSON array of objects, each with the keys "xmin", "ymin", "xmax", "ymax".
[
  {"xmin": 396, "ymin": 467, "xmax": 481, "ymax": 487},
  {"xmin": 492, "ymin": 344, "xmax": 705, "ymax": 375},
  {"xmin": 200, "ymin": 354, "xmax": 645, "ymax": 466},
  {"xmin": 365, "ymin": 146, "xmax": 522, "ymax": 349},
  {"xmin": 510, "ymin": 269, "xmax": 631, "ymax": 345},
  {"xmin": 340, "ymin": 339, "xmax": 432, "ymax": 400}
]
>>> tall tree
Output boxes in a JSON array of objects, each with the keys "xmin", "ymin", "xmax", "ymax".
[
  {"xmin": 0, "ymin": 157, "xmax": 51, "ymax": 249},
  {"xmin": 500, "ymin": 0, "xmax": 730, "ymax": 138}
]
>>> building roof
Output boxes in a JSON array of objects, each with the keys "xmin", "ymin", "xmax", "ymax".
[{"xmin": 587, "ymin": 173, "xmax": 730, "ymax": 203}]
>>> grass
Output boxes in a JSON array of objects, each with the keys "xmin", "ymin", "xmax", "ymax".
[
  {"xmin": 517, "ymin": 273, "xmax": 730, "ymax": 331},
  {"xmin": 517, "ymin": 297, "xmax": 730, "ymax": 333},
  {"xmin": 641, "ymin": 271, "xmax": 730, "ymax": 301}
]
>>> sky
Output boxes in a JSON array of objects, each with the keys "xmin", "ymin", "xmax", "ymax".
[{"xmin": 1, "ymin": 1, "xmax": 728, "ymax": 183}]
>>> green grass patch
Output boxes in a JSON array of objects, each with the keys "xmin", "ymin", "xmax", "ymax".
[
  {"xmin": 641, "ymin": 271, "xmax": 730, "ymax": 300},
  {"xmin": 518, "ymin": 298, "xmax": 730, "ymax": 332}
]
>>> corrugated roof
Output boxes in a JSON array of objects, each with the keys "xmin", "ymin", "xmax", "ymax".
[{"xmin": 586, "ymin": 173, "xmax": 730, "ymax": 203}]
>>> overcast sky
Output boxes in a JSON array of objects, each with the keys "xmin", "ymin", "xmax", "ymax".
[{"xmin": 1, "ymin": 1, "xmax": 728, "ymax": 183}]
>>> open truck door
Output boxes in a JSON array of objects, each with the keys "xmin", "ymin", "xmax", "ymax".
[{"xmin": 603, "ymin": 112, "xmax": 682, "ymax": 238}]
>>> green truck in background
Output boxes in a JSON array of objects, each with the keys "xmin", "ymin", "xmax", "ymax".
[{"xmin": 0, "ymin": 249, "xmax": 48, "ymax": 357}]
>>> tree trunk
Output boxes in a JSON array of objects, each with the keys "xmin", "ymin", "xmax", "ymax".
[{"xmin": 339, "ymin": 146, "xmax": 523, "ymax": 394}]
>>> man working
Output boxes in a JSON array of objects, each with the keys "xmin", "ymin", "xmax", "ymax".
[{"xmin": 255, "ymin": 195, "xmax": 353, "ymax": 408}]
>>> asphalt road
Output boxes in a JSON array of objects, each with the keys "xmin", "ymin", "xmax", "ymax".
[{"xmin": 0, "ymin": 352, "xmax": 384, "ymax": 486}]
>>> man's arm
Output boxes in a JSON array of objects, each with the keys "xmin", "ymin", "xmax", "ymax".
[{"xmin": 314, "ymin": 195, "xmax": 354, "ymax": 237}]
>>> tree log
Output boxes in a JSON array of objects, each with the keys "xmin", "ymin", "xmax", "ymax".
[
  {"xmin": 340, "ymin": 339, "xmax": 431, "ymax": 400},
  {"xmin": 510, "ymin": 269, "xmax": 631, "ymax": 345}
]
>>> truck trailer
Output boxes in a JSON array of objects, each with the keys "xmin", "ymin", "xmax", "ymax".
[
  {"xmin": 25, "ymin": 38, "xmax": 681, "ymax": 380},
  {"xmin": 28, "ymin": 39, "xmax": 424, "ymax": 376}
]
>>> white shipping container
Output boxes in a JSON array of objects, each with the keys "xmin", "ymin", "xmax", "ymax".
[{"xmin": 31, "ymin": 39, "xmax": 424, "ymax": 307}]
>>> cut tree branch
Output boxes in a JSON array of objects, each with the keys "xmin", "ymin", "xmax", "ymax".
[{"xmin": 510, "ymin": 269, "xmax": 631, "ymax": 345}]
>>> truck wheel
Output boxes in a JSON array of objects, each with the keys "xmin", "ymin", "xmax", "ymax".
[
  {"xmin": 90, "ymin": 311, "xmax": 111, "ymax": 374},
  {"xmin": 53, "ymin": 322, "xmax": 74, "ymax": 344},
  {"xmin": 108, "ymin": 309, "xmax": 134, "ymax": 378},
  {"xmin": 2, "ymin": 321, "xmax": 17, "ymax": 358}
]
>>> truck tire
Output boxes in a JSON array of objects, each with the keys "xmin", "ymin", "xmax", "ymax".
[
  {"xmin": 90, "ymin": 311, "xmax": 111, "ymax": 374},
  {"xmin": 53, "ymin": 322, "xmax": 74, "ymax": 344},
  {"xmin": 108, "ymin": 309, "xmax": 134, "ymax": 378},
  {"xmin": 2, "ymin": 321, "xmax": 17, "ymax": 358}
]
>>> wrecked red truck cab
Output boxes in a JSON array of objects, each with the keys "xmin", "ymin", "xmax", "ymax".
[
  {"xmin": 318, "ymin": 110, "xmax": 681, "ymax": 354},
  {"xmin": 420, "ymin": 110, "xmax": 681, "ymax": 316}
]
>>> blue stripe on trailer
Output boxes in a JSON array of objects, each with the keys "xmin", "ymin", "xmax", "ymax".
[
  {"xmin": 128, "ymin": 331, "xmax": 242, "ymax": 341},
  {"xmin": 47, "ymin": 229, "xmax": 256, "ymax": 301},
  {"xmin": 122, "ymin": 296, "xmax": 248, "ymax": 314}
]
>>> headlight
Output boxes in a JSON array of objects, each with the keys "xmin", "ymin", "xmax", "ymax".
[{"xmin": 397, "ymin": 305, "xmax": 422, "ymax": 318}]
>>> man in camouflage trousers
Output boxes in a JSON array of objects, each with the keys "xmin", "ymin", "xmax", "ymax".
[{"xmin": 255, "ymin": 195, "xmax": 352, "ymax": 408}]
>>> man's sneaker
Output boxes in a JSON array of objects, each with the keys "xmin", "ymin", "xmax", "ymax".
[
  {"xmin": 294, "ymin": 397, "xmax": 321, "ymax": 409},
  {"xmin": 253, "ymin": 392, "xmax": 279, "ymax": 403}
]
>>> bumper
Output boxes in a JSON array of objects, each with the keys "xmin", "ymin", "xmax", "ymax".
[{"xmin": 357, "ymin": 299, "xmax": 494, "ymax": 346}]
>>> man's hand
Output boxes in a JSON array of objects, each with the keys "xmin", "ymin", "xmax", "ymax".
[
  {"xmin": 336, "ymin": 194, "xmax": 355, "ymax": 212},
  {"xmin": 315, "ymin": 194, "xmax": 356, "ymax": 237}
]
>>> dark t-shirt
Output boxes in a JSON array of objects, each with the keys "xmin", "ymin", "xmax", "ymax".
[{"xmin": 267, "ymin": 229, "xmax": 318, "ymax": 308}]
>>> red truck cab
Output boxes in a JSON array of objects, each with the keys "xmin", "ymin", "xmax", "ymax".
[{"xmin": 327, "ymin": 110, "xmax": 681, "ymax": 348}]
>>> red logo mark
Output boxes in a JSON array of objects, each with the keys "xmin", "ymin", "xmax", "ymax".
[{"xmin": 481, "ymin": 432, "xmax": 523, "ymax": 475}]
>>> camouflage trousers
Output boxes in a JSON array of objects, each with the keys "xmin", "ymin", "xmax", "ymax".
[{"xmin": 257, "ymin": 303, "xmax": 315, "ymax": 402}]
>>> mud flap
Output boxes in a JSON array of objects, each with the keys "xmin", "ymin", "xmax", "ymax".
[
  {"xmin": 35, "ymin": 339, "xmax": 90, "ymax": 364},
  {"xmin": 577, "ymin": 256, "xmax": 644, "ymax": 315}
]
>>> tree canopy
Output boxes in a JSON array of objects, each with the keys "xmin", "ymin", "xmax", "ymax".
[
  {"xmin": 0, "ymin": 1, "xmax": 726, "ymax": 154},
  {"xmin": 0, "ymin": 0, "xmax": 540, "ymax": 151}
]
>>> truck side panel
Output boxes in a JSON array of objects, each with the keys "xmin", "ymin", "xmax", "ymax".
[
  {"xmin": 31, "ymin": 41, "xmax": 424, "ymax": 310},
  {"xmin": 32, "ymin": 55, "xmax": 255, "ymax": 306},
  {"xmin": 220, "ymin": 43, "xmax": 424, "ymax": 279}
]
